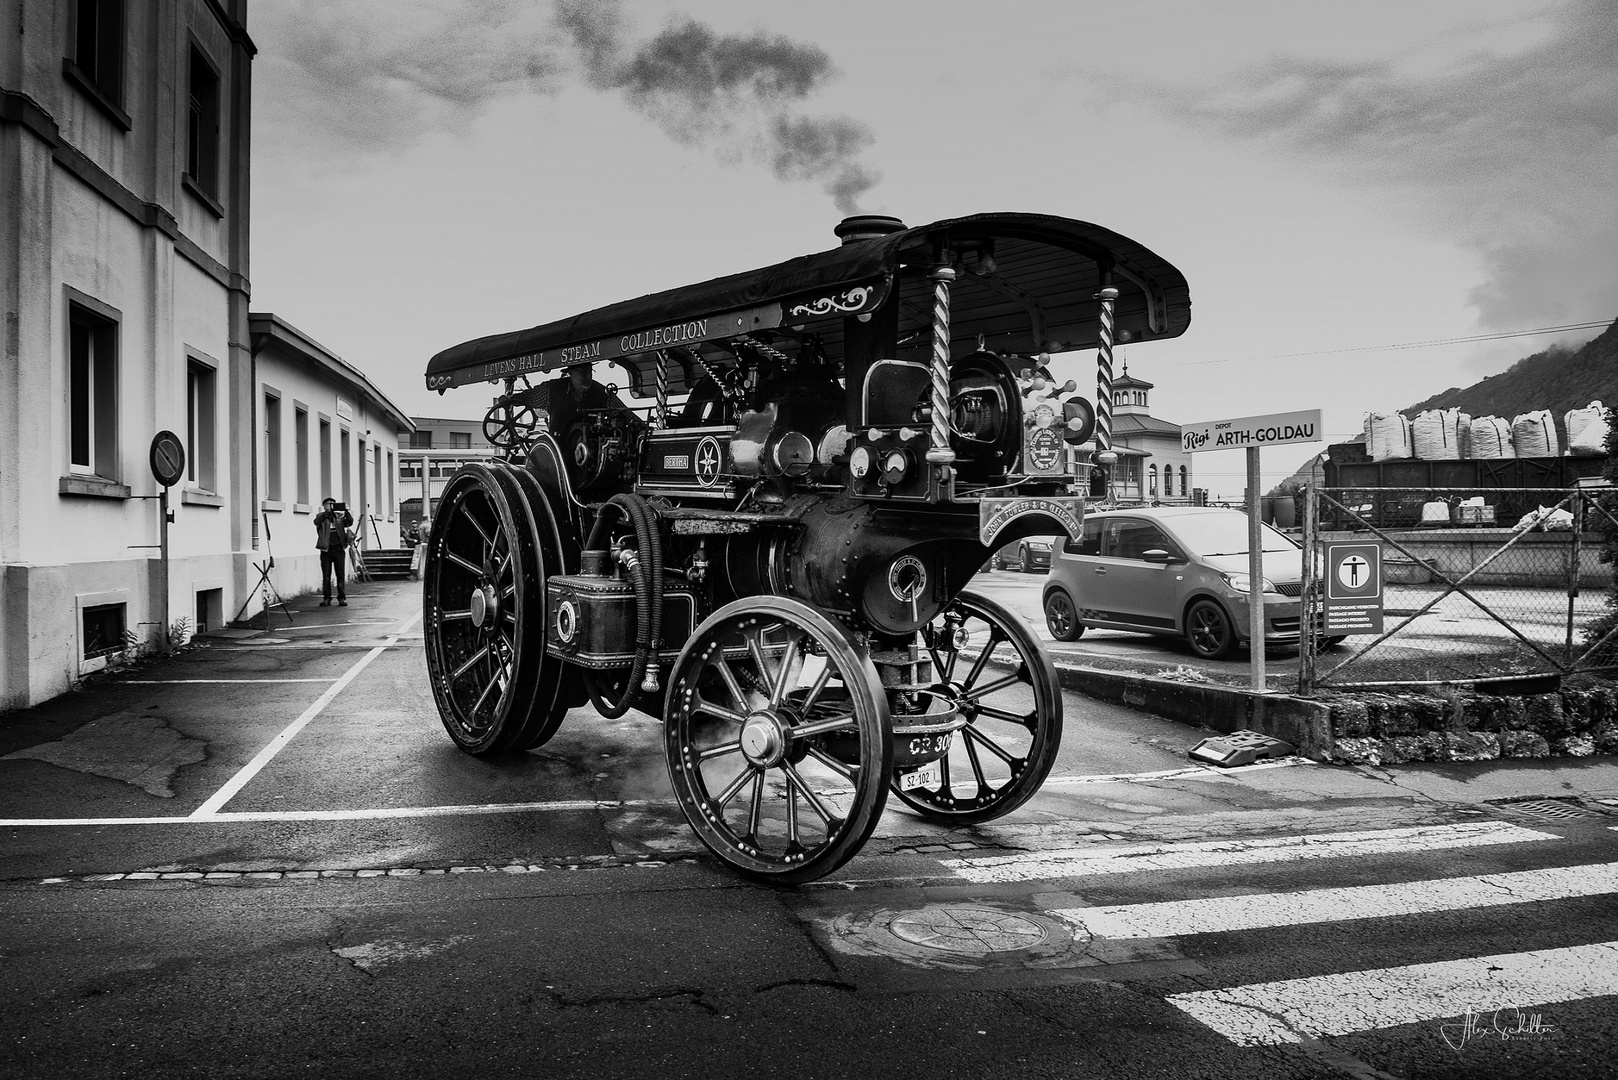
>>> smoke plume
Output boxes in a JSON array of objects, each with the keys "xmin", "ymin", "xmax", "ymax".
[
  {"xmin": 1134, "ymin": 0, "xmax": 1617, "ymax": 335},
  {"xmin": 254, "ymin": 0, "xmax": 879, "ymax": 212}
]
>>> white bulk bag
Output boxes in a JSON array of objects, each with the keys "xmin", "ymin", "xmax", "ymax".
[
  {"xmin": 1511, "ymin": 409, "xmax": 1558, "ymax": 458},
  {"xmin": 1364, "ymin": 411, "xmax": 1412, "ymax": 461},
  {"xmin": 1468, "ymin": 416, "xmax": 1512, "ymax": 459},
  {"xmin": 1566, "ymin": 401, "xmax": 1610, "ymax": 456},
  {"xmin": 1456, "ymin": 412, "xmax": 1472, "ymax": 459},
  {"xmin": 1412, "ymin": 408, "xmax": 1461, "ymax": 460}
]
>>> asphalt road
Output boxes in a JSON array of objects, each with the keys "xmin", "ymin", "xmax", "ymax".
[{"xmin": 3, "ymin": 576, "xmax": 1617, "ymax": 1079}]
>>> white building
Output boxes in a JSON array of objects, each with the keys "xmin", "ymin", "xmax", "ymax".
[
  {"xmin": 0, "ymin": 3, "xmax": 408, "ymax": 709},
  {"xmin": 250, "ymin": 314, "xmax": 411, "ymax": 594}
]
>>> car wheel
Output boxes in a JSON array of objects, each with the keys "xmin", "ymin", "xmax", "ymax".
[
  {"xmin": 1019, "ymin": 549, "xmax": 1032, "ymax": 573},
  {"xmin": 1044, "ymin": 591, "xmax": 1083, "ymax": 641},
  {"xmin": 1185, "ymin": 599, "xmax": 1238, "ymax": 660}
]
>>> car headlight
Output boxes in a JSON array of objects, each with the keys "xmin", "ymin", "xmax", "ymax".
[{"xmin": 1223, "ymin": 573, "xmax": 1277, "ymax": 594}]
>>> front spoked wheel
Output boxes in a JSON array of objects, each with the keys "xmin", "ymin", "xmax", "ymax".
[
  {"xmin": 664, "ymin": 597, "xmax": 892, "ymax": 884},
  {"xmin": 894, "ymin": 590, "xmax": 1062, "ymax": 824}
]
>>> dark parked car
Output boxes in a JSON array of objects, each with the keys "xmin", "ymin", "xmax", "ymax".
[
  {"xmin": 1041, "ymin": 507, "xmax": 1337, "ymax": 658},
  {"xmin": 992, "ymin": 538, "xmax": 1054, "ymax": 573}
]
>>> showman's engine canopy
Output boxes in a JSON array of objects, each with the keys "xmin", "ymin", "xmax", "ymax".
[{"xmin": 419, "ymin": 212, "xmax": 1191, "ymax": 883}]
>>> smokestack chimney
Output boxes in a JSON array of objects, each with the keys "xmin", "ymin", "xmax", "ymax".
[{"xmin": 834, "ymin": 214, "xmax": 906, "ymax": 245}]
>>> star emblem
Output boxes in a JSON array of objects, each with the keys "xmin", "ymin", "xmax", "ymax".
[{"xmin": 696, "ymin": 437, "xmax": 722, "ymax": 486}]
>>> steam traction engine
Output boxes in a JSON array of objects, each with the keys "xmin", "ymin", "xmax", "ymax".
[{"xmin": 421, "ymin": 213, "xmax": 1191, "ymax": 882}]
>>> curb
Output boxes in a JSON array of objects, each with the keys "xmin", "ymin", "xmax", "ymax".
[{"xmin": 1053, "ymin": 662, "xmax": 1333, "ymax": 761}]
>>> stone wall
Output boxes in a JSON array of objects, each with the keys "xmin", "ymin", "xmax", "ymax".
[{"xmin": 1325, "ymin": 684, "xmax": 1618, "ymax": 764}]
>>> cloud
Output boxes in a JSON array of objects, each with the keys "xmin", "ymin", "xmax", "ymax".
[
  {"xmin": 1136, "ymin": 0, "xmax": 1618, "ymax": 333},
  {"xmin": 253, "ymin": 0, "xmax": 879, "ymax": 211}
]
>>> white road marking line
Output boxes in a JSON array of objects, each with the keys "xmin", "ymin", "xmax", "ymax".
[
  {"xmin": 1169, "ymin": 940, "xmax": 1618, "ymax": 1045},
  {"xmin": 942, "ymin": 821, "xmax": 1558, "ymax": 884},
  {"xmin": 1055, "ymin": 862, "xmax": 1618, "ymax": 939},
  {"xmin": 189, "ymin": 611, "xmax": 423, "ymax": 818},
  {"xmin": 0, "ymin": 799, "xmax": 668, "ymax": 827},
  {"xmin": 1042, "ymin": 758, "xmax": 1306, "ymax": 786},
  {"xmin": 118, "ymin": 679, "xmax": 340, "ymax": 684}
]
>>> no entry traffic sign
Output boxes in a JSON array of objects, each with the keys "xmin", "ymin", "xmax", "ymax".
[{"xmin": 1324, "ymin": 541, "xmax": 1384, "ymax": 634}]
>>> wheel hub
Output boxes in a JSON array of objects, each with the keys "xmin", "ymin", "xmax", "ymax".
[
  {"xmin": 469, "ymin": 584, "xmax": 499, "ymax": 629},
  {"xmin": 739, "ymin": 710, "xmax": 790, "ymax": 767}
]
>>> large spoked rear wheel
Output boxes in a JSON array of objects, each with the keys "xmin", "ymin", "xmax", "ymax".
[
  {"xmin": 424, "ymin": 463, "xmax": 569, "ymax": 756},
  {"xmin": 664, "ymin": 597, "xmax": 892, "ymax": 884},
  {"xmin": 894, "ymin": 590, "xmax": 1062, "ymax": 824}
]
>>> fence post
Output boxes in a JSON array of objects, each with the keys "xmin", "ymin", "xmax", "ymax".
[
  {"xmin": 1567, "ymin": 489, "xmax": 1584, "ymax": 665},
  {"xmin": 1300, "ymin": 482, "xmax": 1317, "ymax": 694}
]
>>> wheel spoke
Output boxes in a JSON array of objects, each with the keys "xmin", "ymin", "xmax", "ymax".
[
  {"xmin": 963, "ymin": 672, "xmax": 1020, "ymax": 701},
  {"xmin": 963, "ymin": 627, "xmax": 1000, "ymax": 687},
  {"xmin": 693, "ymin": 696, "xmax": 747, "ymax": 726},
  {"xmin": 463, "ymin": 505, "xmax": 495, "ymax": 552},
  {"xmin": 746, "ymin": 768, "xmax": 765, "ymax": 841},
  {"xmin": 788, "ymin": 712, "xmax": 857, "ymax": 739},
  {"xmin": 712, "ymin": 764, "xmax": 758, "ymax": 810},
  {"xmin": 470, "ymin": 667, "xmax": 502, "ymax": 715},
  {"xmin": 962, "ymin": 726, "xmax": 991, "ymax": 795},
  {"xmin": 975, "ymin": 703, "xmax": 1036, "ymax": 727},
  {"xmin": 770, "ymin": 636, "xmax": 802, "ymax": 707},
  {"xmin": 444, "ymin": 549, "xmax": 484, "ymax": 577},
  {"xmin": 746, "ymin": 630, "xmax": 774, "ymax": 692},
  {"xmin": 697, "ymin": 740, "xmax": 743, "ymax": 761},
  {"xmin": 781, "ymin": 761, "xmax": 837, "ymax": 826},
  {"xmin": 798, "ymin": 659, "xmax": 834, "ymax": 717},
  {"xmin": 714, "ymin": 655, "xmax": 749, "ymax": 711},
  {"xmin": 963, "ymin": 722, "xmax": 1021, "ymax": 767},
  {"xmin": 806, "ymin": 744, "xmax": 856, "ymax": 780},
  {"xmin": 450, "ymin": 645, "xmax": 490, "ymax": 681}
]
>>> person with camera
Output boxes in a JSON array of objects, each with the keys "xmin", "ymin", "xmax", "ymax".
[{"xmin": 314, "ymin": 497, "xmax": 354, "ymax": 607}]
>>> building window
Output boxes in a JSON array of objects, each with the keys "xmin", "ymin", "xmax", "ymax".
[
  {"xmin": 319, "ymin": 418, "xmax": 332, "ymax": 501},
  {"xmin": 386, "ymin": 450, "xmax": 395, "ymax": 520},
  {"xmin": 449, "ymin": 431, "xmax": 472, "ymax": 449},
  {"xmin": 68, "ymin": 0, "xmax": 125, "ymax": 111},
  {"xmin": 186, "ymin": 360, "xmax": 216, "ymax": 490},
  {"xmin": 340, "ymin": 429, "xmax": 351, "ymax": 503},
  {"xmin": 374, "ymin": 447, "xmax": 383, "ymax": 521},
  {"xmin": 1179, "ymin": 465, "xmax": 1188, "ymax": 498},
  {"xmin": 1148, "ymin": 464, "xmax": 1158, "ymax": 496},
  {"xmin": 408, "ymin": 431, "xmax": 433, "ymax": 449},
  {"xmin": 186, "ymin": 45, "xmax": 222, "ymax": 199},
  {"xmin": 69, "ymin": 302, "xmax": 119, "ymax": 478},
  {"xmin": 294, "ymin": 406, "xmax": 310, "ymax": 505},
  {"xmin": 82, "ymin": 602, "xmax": 126, "ymax": 660},
  {"xmin": 264, "ymin": 391, "xmax": 282, "ymax": 503},
  {"xmin": 358, "ymin": 440, "xmax": 369, "ymax": 522}
]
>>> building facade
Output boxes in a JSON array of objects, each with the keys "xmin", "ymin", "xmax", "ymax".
[
  {"xmin": 398, "ymin": 416, "xmax": 498, "ymax": 532},
  {"xmin": 1, "ymin": 1, "xmax": 256, "ymax": 706},
  {"xmin": 1106, "ymin": 360, "xmax": 1197, "ymax": 504},
  {"xmin": 250, "ymin": 314, "xmax": 411, "ymax": 599}
]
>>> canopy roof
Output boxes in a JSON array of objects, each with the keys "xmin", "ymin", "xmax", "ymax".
[{"xmin": 425, "ymin": 212, "xmax": 1191, "ymax": 395}]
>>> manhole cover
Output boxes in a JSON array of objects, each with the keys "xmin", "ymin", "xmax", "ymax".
[
  {"xmin": 1489, "ymin": 798, "xmax": 1604, "ymax": 821},
  {"xmin": 886, "ymin": 907, "xmax": 1049, "ymax": 956}
]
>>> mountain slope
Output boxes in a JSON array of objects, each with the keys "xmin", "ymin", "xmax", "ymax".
[{"xmin": 1404, "ymin": 320, "xmax": 1618, "ymax": 437}]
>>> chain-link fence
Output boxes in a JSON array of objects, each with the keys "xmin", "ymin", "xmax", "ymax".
[{"xmin": 1299, "ymin": 484, "xmax": 1618, "ymax": 692}]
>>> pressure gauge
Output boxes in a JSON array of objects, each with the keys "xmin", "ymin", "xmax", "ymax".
[
  {"xmin": 882, "ymin": 449, "xmax": 909, "ymax": 486},
  {"xmin": 850, "ymin": 445, "xmax": 873, "ymax": 479}
]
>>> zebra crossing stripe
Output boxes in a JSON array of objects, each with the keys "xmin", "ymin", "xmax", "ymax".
[
  {"xmin": 1168, "ymin": 941, "xmax": 1618, "ymax": 1045},
  {"xmin": 941, "ymin": 821, "xmax": 1556, "ymax": 884},
  {"xmin": 1053, "ymin": 862, "xmax": 1618, "ymax": 939}
]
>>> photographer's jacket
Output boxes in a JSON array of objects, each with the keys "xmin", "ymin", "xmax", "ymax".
[{"xmin": 314, "ymin": 509, "xmax": 353, "ymax": 551}]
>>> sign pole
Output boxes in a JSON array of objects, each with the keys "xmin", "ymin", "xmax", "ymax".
[{"xmin": 1246, "ymin": 445, "xmax": 1265, "ymax": 691}]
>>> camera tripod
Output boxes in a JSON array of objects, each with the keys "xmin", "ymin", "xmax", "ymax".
[{"xmin": 231, "ymin": 516, "xmax": 294, "ymax": 630}]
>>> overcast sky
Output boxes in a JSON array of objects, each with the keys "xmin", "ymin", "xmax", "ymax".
[{"xmin": 248, "ymin": 0, "xmax": 1616, "ymax": 498}]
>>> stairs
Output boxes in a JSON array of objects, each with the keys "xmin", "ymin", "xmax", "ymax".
[{"xmin": 360, "ymin": 547, "xmax": 415, "ymax": 581}]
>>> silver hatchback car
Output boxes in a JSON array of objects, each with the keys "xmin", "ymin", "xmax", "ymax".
[{"xmin": 1041, "ymin": 507, "xmax": 1320, "ymax": 659}]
